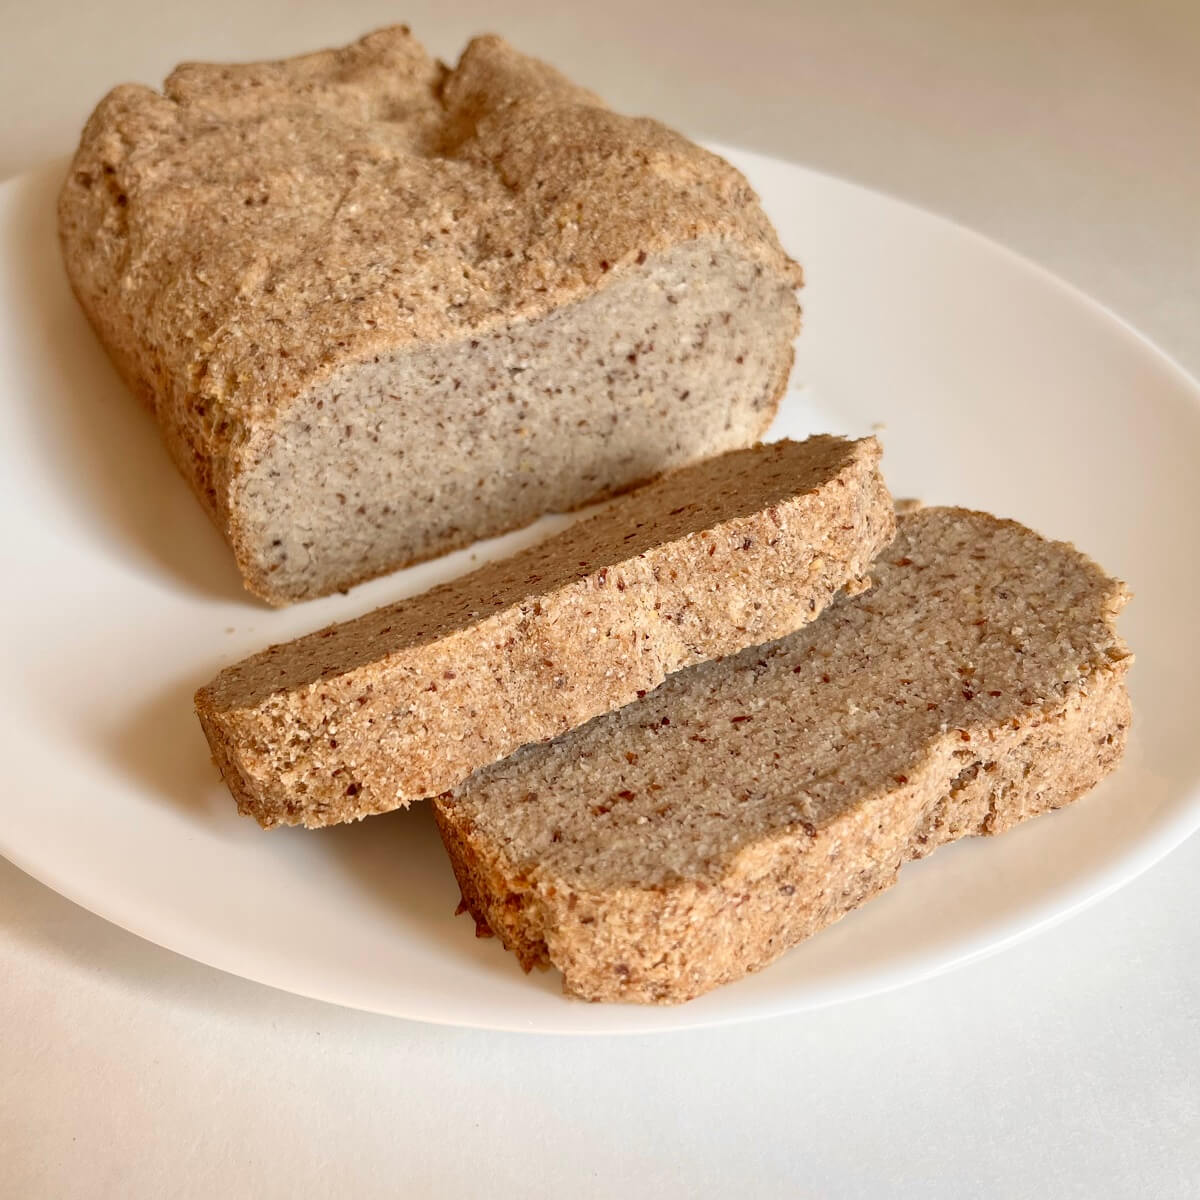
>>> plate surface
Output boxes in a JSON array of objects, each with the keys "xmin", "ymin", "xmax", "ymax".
[{"xmin": 2, "ymin": 146, "xmax": 1197, "ymax": 1034}]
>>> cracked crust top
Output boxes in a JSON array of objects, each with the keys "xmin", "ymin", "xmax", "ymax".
[{"xmin": 57, "ymin": 25, "xmax": 801, "ymax": 533}]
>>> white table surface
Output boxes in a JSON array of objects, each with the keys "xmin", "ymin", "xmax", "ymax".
[{"xmin": 3, "ymin": 2, "xmax": 1198, "ymax": 1196}]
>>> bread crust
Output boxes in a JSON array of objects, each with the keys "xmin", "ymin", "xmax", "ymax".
[
  {"xmin": 434, "ymin": 509, "xmax": 1133, "ymax": 1003},
  {"xmin": 58, "ymin": 26, "xmax": 802, "ymax": 602},
  {"xmin": 195, "ymin": 437, "xmax": 893, "ymax": 827}
]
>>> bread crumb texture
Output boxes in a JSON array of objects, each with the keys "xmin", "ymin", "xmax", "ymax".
[
  {"xmin": 196, "ymin": 436, "xmax": 893, "ymax": 827},
  {"xmin": 59, "ymin": 25, "xmax": 802, "ymax": 602},
  {"xmin": 435, "ymin": 508, "xmax": 1132, "ymax": 1003}
]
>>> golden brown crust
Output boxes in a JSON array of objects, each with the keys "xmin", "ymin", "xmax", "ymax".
[
  {"xmin": 57, "ymin": 26, "xmax": 802, "ymax": 600},
  {"xmin": 439, "ymin": 674, "xmax": 1130, "ymax": 1002},
  {"xmin": 434, "ymin": 508, "xmax": 1134, "ymax": 1003},
  {"xmin": 195, "ymin": 436, "xmax": 894, "ymax": 827},
  {"xmin": 440, "ymin": 813, "xmax": 549, "ymax": 971}
]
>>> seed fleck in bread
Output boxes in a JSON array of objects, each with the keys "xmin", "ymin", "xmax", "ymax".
[
  {"xmin": 434, "ymin": 508, "xmax": 1133, "ymax": 1004},
  {"xmin": 196, "ymin": 436, "xmax": 893, "ymax": 828},
  {"xmin": 58, "ymin": 25, "xmax": 802, "ymax": 604}
]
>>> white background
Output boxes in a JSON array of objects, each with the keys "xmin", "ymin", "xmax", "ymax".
[{"xmin": 3, "ymin": 2, "xmax": 1198, "ymax": 1195}]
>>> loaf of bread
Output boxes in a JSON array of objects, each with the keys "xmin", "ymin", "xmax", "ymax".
[
  {"xmin": 434, "ymin": 508, "xmax": 1133, "ymax": 1004},
  {"xmin": 58, "ymin": 25, "xmax": 803, "ymax": 604},
  {"xmin": 196, "ymin": 436, "xmax": 893, "ymax": 828}
]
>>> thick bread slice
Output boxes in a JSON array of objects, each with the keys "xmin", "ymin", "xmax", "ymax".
[
  {"xmin": 434, "ymin": 508, "xmax": 1133, "ymax": 1004},
  {"xmin": 58, "ymin": 26, "xmax": 802, "ymax": 604},
  {"xmin": 196, "ymin": 436, "xmax": 893, "ymax": 828}
]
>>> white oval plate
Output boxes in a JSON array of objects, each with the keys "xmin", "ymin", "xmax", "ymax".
[{"xmin": 1, "ymin": 146, "xmax": 1197, "ymax": 1034}]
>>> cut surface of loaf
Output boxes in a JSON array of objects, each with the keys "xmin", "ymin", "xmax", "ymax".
[
  {"xmin": 59, "ymin": 25, "xmax": 802, "ymax": 604},
  {"xmin": 196, "ymin": 436, "xmax": 894, "ymax": 828},
  {"xmin": 434, "ymin": 508, "xmax": 1133, "ymax": 1004}
]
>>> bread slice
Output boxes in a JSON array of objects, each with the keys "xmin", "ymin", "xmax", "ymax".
[
  {"xmin": 196, "ymin": 436, "xmax": 893, "ymax": 828},
  {"xmin": 58, "ymin": 26, "xmax": 802, "ymax": 604},
  {"xmin": 434, "ymin": 508, "xmax": 1133, "ymax": 1004}
]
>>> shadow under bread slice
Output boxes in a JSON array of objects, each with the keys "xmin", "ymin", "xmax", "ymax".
[
  {"xmin": 197, "ymin": 435, "xmax": 894, "ymax": 828},
  {"xmin": 434, "ymin": 507, "xmax": 1133, "ymax": 1004}
]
